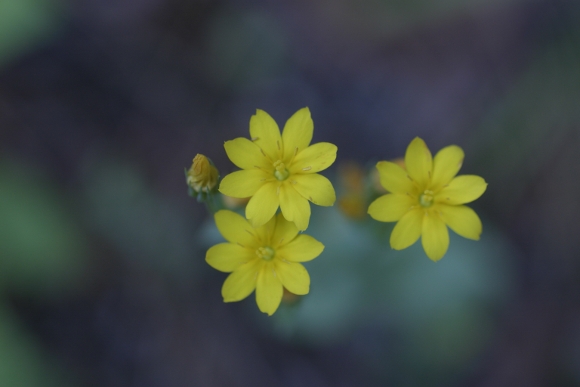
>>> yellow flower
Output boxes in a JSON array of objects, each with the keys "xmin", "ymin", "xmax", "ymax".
[
  {"xmin": 206, "ymin": 210, "xmax": 324, "ymax": 315},
  {"xmin": 219, "ymin": 108, "xmax": 337, "ymax": 231},
  {"xmin": 368, "ymin": 137, "xmax": 487, "ymax": 261},
  {"xmin": 187, "ymin": 154, "xmax": 219, "ymax": 193}
]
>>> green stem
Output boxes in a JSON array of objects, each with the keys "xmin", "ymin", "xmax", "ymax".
[{"xmin": 204, "ymin": 190, "xmax": 225, "ymax": 215}]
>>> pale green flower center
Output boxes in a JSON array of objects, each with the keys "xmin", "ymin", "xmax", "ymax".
[
  {"xmin": 419, "ymin": 190, "xmax": 434, "ymax": 207},
  {"xmin": 273, "ymin": 160, "xmax": 290, "ymax": 181},
  {"xmin": 256, "ymin": 246, "xmax": 275, "ymax": 261}
]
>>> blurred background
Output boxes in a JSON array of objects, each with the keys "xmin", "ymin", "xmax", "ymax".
[{"xmin": 1, "ymin": 0, "xmax": 580, "ymax": 386}]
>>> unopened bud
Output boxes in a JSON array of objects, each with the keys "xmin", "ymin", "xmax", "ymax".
[
  {"xmin": 337, "ymin": 162, "xmax": 367, "ymax": 219},
  {"xmin": 187, "ymin": 154, "xmax": 219, "ymax": 194}
]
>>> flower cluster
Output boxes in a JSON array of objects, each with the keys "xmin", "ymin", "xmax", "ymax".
[
  {"xmin": 189, "ymin": 109, "xmax": 487, "ymax": 315},
  {"xmin": 199, "ymin": 108, "xmax": 336, "ymax": 315}
]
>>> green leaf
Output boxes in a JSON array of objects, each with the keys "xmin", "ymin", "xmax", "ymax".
[
  {"xmin": 0, "ymin": 0, "xmax": 66, "ymax": 68},
  {"xmin": 0, "ymin": 159, "xmax": 88, "ymax": 296},
  {"xmin": 0, "ymin": 305, "xmax": 74, "ymax": 387}
]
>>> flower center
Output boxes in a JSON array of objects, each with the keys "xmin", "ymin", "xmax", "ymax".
[
  {"xmin": 273, "ymin": 160, "xmax": 289, "ymax": 181},
  {"xmin": 256, "ymin": 246, "xmax": 275, "ymax": 261},
  {"xmin": 419, "ymin": 190, "xmax": 434, "ymax": 207}
]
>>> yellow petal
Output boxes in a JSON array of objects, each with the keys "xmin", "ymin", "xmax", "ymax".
[
  {"xmin": 439, "ymin": 204, "xmax": 482, "ymax": 240},
  {"xmin": 245, "ymin": 182, "xmax": 280, "ymax": 228},
  {"xmin": 249, "ymin": 110, "xmax": 282, "ymax": 162},
  {"xmin": 431, "ymin": 145, "xmax": 464, "ymax": 191},
  {"xmin": 255, "ymin": 262, "xmax": 283, "ymax": 315},
  {"xmin": 375, "ymin": 161, "xmax": 415, "ymax": 194},
  {"xmin": 436, "ymin": 175, "xmax": 487, "ymax": 205},
  {"xmin": 390, "ymin": 208, "xmax": 423, "ymax": 250},
  {"xmin": 276, "ymin": 234, "xmax": 324, "ymax": 262},
  {"xmin": 291, "ymin": 173, "xmax": 336, "ymax": 206},
  {"xmin": 224, "ymin": 138, "xmax": 270, "ymax": 170},
  {"xmin": 282, "ymin": 107, "xmax": 313, "ymax": 162},
  {"xmin": 214, "ymin": 210, "xmax": 257, "ymax": 247},
  {"xmin": 206, "ymin": 243, "xmax": 255, "ymax": 272},
  {"xmin": 221, "ymin": 259, "xmax": 261, "ymax": 302},
  {"xmin": 274, "ymin": 260, "xmax": 310, "ymax": 295},
  {"xmin": 279, "ymin": 184, "xmax": 311, "ymax": 231},
  {"xmin": 289, "ymin": 142, "xmax": 337, "ymax": 174},
  {"xmin": 405, "ymin": 137, "xmax": 432, "ymax": 187},
  {"xmin": 368, "ymin": 193, "xmax": 415, "ymax": 222},
  {"xmin": 421, "ymin": 211, "xmax": 449, "ymax": 261},
  {"xmin": 270, "ymin": 213, "xmax": 299, "ymax": 248},
  {"xmin": 254, "ymin": 215, "xmax": 277, "ymax": 245},
  {"xmin": 219, "ymin": 169, "xmax": 270, "ymax": 198}
]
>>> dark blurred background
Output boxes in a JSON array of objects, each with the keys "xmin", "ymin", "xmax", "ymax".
[{"xmin": 1, "ymin": 0, "xmax": 580, "ymax": 386}]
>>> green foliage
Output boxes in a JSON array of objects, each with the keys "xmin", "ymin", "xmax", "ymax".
[
  {"xmin": 0, "ymin": 159, "xmax": 83, "ymax": 386},
  {"xmin": 0, "ymin": 0, "xmax": 66, "ymax": 68},
  {"xmin": 0, "ymin": 306, "xmax": 74, "ymax": 387},
  {"xmin": 204, "ymin": 10, "xmax": 288, "ymax": 89},
  {"xmin": 0, "ymin": 159, "xmax": 87, "ymax": 297},
  {"xmin": 80, "ymin": 157, "xmax": 203, "ymax": 283},
  {"xmin": 473, "ymin": 25, "xmax": 580, "ymax": 218},
  {"xmin": 248, "ymin": 206, "xmax": 516, "ymax": 383}
]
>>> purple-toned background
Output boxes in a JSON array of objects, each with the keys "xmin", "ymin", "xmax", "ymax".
[{"xmin": 1, "ymin": 0, "xmax": 580, "ymax": 386}]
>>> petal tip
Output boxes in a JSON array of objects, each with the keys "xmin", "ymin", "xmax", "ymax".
[
  {"xmin": 296, "ymin": 223, "xmax": 308, "ymax": 232},
  {"xmin": 427, "ymin": 254, "xmax": 444, "ymax": 262},
  {"xmin": 472, "ymin": 229, "xmax": 482, "ymax": 241}
]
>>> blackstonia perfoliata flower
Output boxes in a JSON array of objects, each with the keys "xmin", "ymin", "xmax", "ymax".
[
  {"xmin": 219, "ymin": 108, "xmax": 337, "ymax": 231},
  {"xmin": 368, "ymin": 137, "xmax": 487, "ymax": 261},
  {"xmin": 206, "ymin": 210, "xmax": 324, "ymax": 315}
]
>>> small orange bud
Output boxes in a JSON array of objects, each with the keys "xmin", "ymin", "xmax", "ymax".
[
  {"xmin": 337, "ymin": 162, "xmax": 367, "ymax": 219},
  {"xmin": 281, "ymin": 288, "xmax": 300, "ymax": 304}
]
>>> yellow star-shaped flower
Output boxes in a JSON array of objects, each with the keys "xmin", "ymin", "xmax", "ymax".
[
  {"xmin": 368, "ymin": 137, "xmax": 487, "ymax": 261},
  {"xmin": 219, "ymin": 108, "xmax": 337, "ymax": 230},
  {"xmin": 206, "ymin": 210, "xmax": 324, "ymax": 315}
]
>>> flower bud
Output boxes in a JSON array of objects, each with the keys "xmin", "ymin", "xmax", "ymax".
[
  {"xmin": 337, "ymin": 162, "xmax": 367, "ymax": 219},
  {"xmin": 186, "ymin": 154, "xmax": 219, "ymax": 194}
]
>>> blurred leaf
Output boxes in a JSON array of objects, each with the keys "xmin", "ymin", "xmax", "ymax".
[
  {"xmin": 205, "ymin": 10, "xmax": 287, "ymax": 89},
  {"xmin": 0, "ymin": 159, "xmax": 88, "ymax": 296},
  {"xmin": 261, "ymin": 206, "xmax": 516, "ymax": 381},
  {"xmin": 269, "ymin": 208, "xmax": 376, "ymax": 343},
  {"xmin": 80, "ymin": 157, "xmax": 202, "ymax": 283},
  {"xmin": 473, "ymin": 28, "xmax": 580, "ymax": 217},
  {"xmin": 0, "ymin": 305, "xmax": 73, "ymax": 387},
  {"xmin": 0, "ymin": 0, "xmax": 66, "ymax": 68},
  {"xmin": 374, "ymin": 226, "xmax": 515, "ymax": 321}
]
